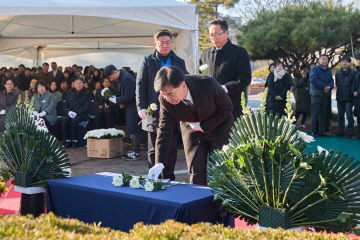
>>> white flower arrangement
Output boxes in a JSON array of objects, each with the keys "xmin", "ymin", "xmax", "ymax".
[
  {"xmin": 199, "ymin": 64, "xmax": 209, "ymax": 74},
  {"xmin": 129, "ymin": 178, "xmax": 141, "ymax": 188},
  {"xmin": 144, "ymin": 180, "xmax": 155, "ymax": 191},
  {"xmin": 112, "ymin": 176, "xmax": 124, "ymax": 187},
  {"xmin": 317, "ymin": 145, "xmax": 329, "ymax": 156},
  {"xmin": 101, "ymin": 87, "xmax": 112, "ymax": 99},
  {"xmin": 150, "ymin": 103, "xmax": 158, "ymax": 111},
  {"xmin": 112, "ymin": 173, "xmax": 180, "ymax": 192},
  {"xmin": 297, "ymin": 131, "xmax": 314, "ymax": 143},
  {"xmin": 84, "ymin": 128, "xmax": 125, "ymax": 139},
  {"xmin": 34, "ymin": 117, "xmax": 48, "ymax": 133}
]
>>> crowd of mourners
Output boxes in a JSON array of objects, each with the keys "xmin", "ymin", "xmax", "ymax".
[
  {"xmin": 265, "ymin": 54, "xmax": 360, "ymax": 139},
  {"xmin": 0, "ymin": 62, "xmax": 139, "ymax": 150}
]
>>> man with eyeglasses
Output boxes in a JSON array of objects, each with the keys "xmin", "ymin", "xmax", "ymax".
[
  {"xmin": 199, "ymin": 19, "xmax": 251, "ymax": 120},
  {"xmin": 136, "ymin": 30, "xmax": 188, "ymax": 181}
]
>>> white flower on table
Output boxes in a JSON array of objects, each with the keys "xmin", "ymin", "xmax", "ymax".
[
  {"xmin": 150, "ymin": 103, "xmax": 158, "ymax": 111},
  {"xmin": 129, "ymin": 178, "xmax": 141, "ymax": 188},
  {"xmin": 297, "ymin": 131, "xmax": 314, "ymax": 143},
  {"xmin": 199, "ymin": 64, "xmax": 209, "ymax": 72},
  {"xmin": 144, "ymin": 180, "xmax": 155, "ymax": 192},
  {"xmin": 112, "ymin": 176, "xmax": 124, "ymax": 187}
]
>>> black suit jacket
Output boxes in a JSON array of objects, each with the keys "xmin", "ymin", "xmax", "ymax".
[
  {"xmin": 155, "ymin": 75, "xmax": 234, "ymax": 165},
  {"xmin": 136, "ymin": 50, "xmax": 188, "ymax": 132},
  {"xmin": 199, "ymin": 40, "xmax": 252, "ymax": 118}
]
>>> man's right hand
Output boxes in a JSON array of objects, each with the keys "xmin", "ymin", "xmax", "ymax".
[
  {"xmin": 138, "ymin": 109, "xmax": 147, "ymax": 120},
  {"xmin": 354, "ymin": 92, "xmax": 359, "ymax": 97},
  {"xmin": 148, "ymin": 163, "xmax": 164, "ymax": 181},
  {"xmin": 324, "ymin": 86, "xmax": 331, "ymax": 93}
]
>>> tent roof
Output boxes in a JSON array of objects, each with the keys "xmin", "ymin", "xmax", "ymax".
[{"xmin": 0, "ymin": 0, "xmax": 198, "ymax": 72}]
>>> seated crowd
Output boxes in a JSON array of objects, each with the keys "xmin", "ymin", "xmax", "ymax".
[{"xmin": 0, "ymin": 63, "xmax": 139, "ymax": 154}]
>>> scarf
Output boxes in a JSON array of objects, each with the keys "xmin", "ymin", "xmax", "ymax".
[{"xmin": 274, "ymin": 69, "xmax": 285, "ymax": 82}]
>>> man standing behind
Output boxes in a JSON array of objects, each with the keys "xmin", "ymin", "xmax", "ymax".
[
  {"xmin": 147, "ymin": 66, "xmax": 234, "ymax": 185},
  {"xmin": 37, "ymin": 62, "xmax": 54, "ymax": 87},
  {"xmin": 136, "ymin": 30, "xmax": 187, "ymax": 180},
  {"xmin": 309, "ymin": 54, "xmax": 334, "ymax": 136},
  {"xmin": 200, "ymin": 19, "xmax": 251, "ymax": 120},
  {"xmin": 51, "ymin": 62, "xmax": 64, "ymax": 90}
]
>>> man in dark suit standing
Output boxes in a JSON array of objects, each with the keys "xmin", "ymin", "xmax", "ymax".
[
  {"xmin": 136, "ymin": 30, "xmax": 188, "ymax": 180},
  {"xmin": 148, "ymin": 66, "xmax": 234, "ymax": 185},
  {"xmin": 199, "ymin": 19, "xmax": 251, "ymax": 120}
]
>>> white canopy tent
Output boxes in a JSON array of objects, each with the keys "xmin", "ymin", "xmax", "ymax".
[{"xmin": 0, "ymin": 0, "xmax": 199, "ymax": 73}]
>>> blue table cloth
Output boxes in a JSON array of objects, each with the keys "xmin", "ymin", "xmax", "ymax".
[{"xmin": 46, "ymin": 174, "xmax": 228, "ymax": 232}]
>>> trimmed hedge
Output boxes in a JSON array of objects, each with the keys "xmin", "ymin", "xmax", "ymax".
[{"xmin": 0, "ymin": 213, "xmax": 355, "ymax": 240}]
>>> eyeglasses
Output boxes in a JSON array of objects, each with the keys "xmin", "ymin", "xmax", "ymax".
[{"xmin": 209, "ymin": 31, "xmax": 225, "ymax": 38}]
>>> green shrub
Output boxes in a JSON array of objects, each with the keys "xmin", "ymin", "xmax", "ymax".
[{"xmin": 0, "ymin": 213, "xmax": 355, "ymax": 240}]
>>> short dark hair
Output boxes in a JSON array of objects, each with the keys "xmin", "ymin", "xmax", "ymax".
[
  {"xmin": 18, "ymin": 64, "xmax": 25, "ymax": 68},
  {"xmin": 35, "ymin": 81, "xmax": 48, "ymax": 91},
  {"xmin": 319, "ymin": 54, "xmax": 329, "ymax": 60},
  {"xmin": 42, "ymin": 62, "xmax": 49, "ymax": 67},
  {"xmin": 73, "ymin": 77, "xmax": 84, "ymax": 83},
  {"xmin": 154, "ymin": 30, "xmax": 173, "ymax": 41},
  {"xmin": 209, "ymin": 19, "xmax": 228, "ymax": 31},
  {"xmin": 300, "ymin": 64, "xmax": 309, "ymax": 70},
  {"xmin": 268, "ymin": 63, "xmax": 276, "ymax": 71},
  {"xmin": 341, "ymin": 56, "xmax": 352, "ymax": 63},
  {"xmin": 51, "ymin": 62, "xmax": 57, "ymax": 65},
  {"xmin": 154, "ymin": 66, "xmax": 185, "ymax": 92}
]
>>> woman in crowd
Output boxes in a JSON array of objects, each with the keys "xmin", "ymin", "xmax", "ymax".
[
  {"xmin": 33, "ymin": 81, "xmax": 57, "ymax": 134},
  {"xmin": 268, "ymin": 61, "xmax": 292, "ymax": 116},
  {"xmin": 90, "ymin": 69, "xmax": 102, "ymax": 89},
  {"xmin": 264, "ymin": 63, "xmax": 276, "ymax": 112},
  {"xmin": 94, "ymin": 78, "xmax": 116, "ymax": 129},
  {"xmin": 49, "ymin": 81, "xmax": 62, "ymax": 103},
  {"xmin": 63, "ymin": 70, "xmax": 72, "ymax": 87},
  {"xmin": 0, "ymin": 79, "xmax": 20, "ymax": 132},
  {"xmin": 293, "ymin": 65, "xmax": 311, "ymax": 128},
  {"xmin": 93, "ymin": 81, "xmax": 102, "ymax": 96}
]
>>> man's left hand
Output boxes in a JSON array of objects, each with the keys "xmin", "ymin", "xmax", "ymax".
[
  {"xmin": 187, "ymin": 122, "xmax": 204, "ymax": 132},
  {"xmin": 275, "ymin": 96, "xmax": 283, "ymax": 100}
]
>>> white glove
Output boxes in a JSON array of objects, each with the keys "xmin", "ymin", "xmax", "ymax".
[
  {"xmin": 39, "ymin": 111, "xmax": 46, "ymax": 117},
  {"xmin": 221, "ymin": 85, "xmax": 229, "ymax": 93},
  {"xmin": 187, "ymin": 122, "xmax": 204, "ymax": 132},
  {"xmin": 0, "ymin": 110, "xmax": 5, "ymax": 115},
  {"xmin": 138, "ymin": 109, "xmax": 147, "ymax": 120},
  {"xmin": 68, "ymin": 111, "xmax": 77, "ymax": 118},
  {"xmin": 148, "ymin": 163, "xmax": 164, "ymax": 181},
  {"xmin": 109, "ymin": 95, "xmax": 117, "ymax": 104},
  {"xmin": 33, "ymin": 111, "xmax": 39, "ymax": 117}
]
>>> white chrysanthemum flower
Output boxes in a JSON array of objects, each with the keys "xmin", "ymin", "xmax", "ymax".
[
  {"xmin": 297, "ymin": 131, "xmax": 314, "ymax": 143},
  {"xmin": 101, "ymin": 87, "xmax": 109, "ymax": 97},
  {"xmin": 84, "ymin": 128, "xmax": 125, "ymax": 139},
  {"xmin": 144, "ymin": 181, "xmax": 155, "ymax": 191},
  {"xmin": 317, "ymin": 145, "xmax": 329, "ymax": 156},
  {"xmin": 222, "ymin": 144, "xmax": 230, "ymax": 153},
  {"xmin": 112, "ymin": 176, "xmax": 124, "ymax": 187},
  {"xmin": 199, "ymin": 64, "xmax": 209, "ymax": 72},
  {"xmin": 150, "ymin": 103, "xmax": 157, "ymax": 111},
  {"xmin": 129, "ymin": 178, "xmax": 141, "ymax": 188}
]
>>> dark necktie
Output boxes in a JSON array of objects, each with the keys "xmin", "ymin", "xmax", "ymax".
[{"xmin": 183, "ymin": 99, "xmax": 196, "ymax": 112}]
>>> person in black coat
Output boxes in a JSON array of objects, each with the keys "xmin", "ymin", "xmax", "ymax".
[
  {"xmin": 136, "ymin": 30, "xmax": 188, "ymax": 178},
  {"xmin": 61, "ymin": 78, "xmax": 93, "ymax": 148},
  {"xmin": 335, "ymin": 56, "xmax": 357, "ymax": 137},
  {"xmin": 264, "ymin": 63, "xmax": 276, "ymax": 112},
  {"xmin": 353, "ymin": 54, "xmax": 360, "ymax": 139},
  {"xmin": 199, "ymin": 19, "xmax": 251, "ymax": 120},
  {"xmin": 51, "ymin": 62, "xmax": 64, "ymax": 90},
  {"xmin": 267, "ymin": 62, "xmax": 292, "ymax": 116},
  {"xmin": 105, "ymin": 65, "xmax": 142, "ymax": 160},
  {"xmin": 94, "ymin": 78, "xmax": 117, "ymax": 129}
]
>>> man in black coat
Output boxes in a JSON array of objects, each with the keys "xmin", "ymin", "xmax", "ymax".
[
  {"xmin": 136, "ymin": 30, "xmax": 188, "ymax": 180},
  {"xmin": 51, "ymin": 62, "xmax": 64, "ymax": 90},
  {"xmin": 104, "ymin": 65, "xmax": 142, "ymax": 160},
  {"xmin": 148, "ymin": 66, "xmax": 234, "ymax": 185},
  {"xmin": 61, "ymin": 78, "xmax": 93, "ymax": 148},
  {"xmin": 199, "ymin": 19, "xmax": 251, "ymax": 120},
  {"xmin": 335, "ymin": 56, "xmax": 357, "ymax": 137},
  {"xmin": 352, "ymin": 54, "xmax": 360, "ymax": 139}
]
